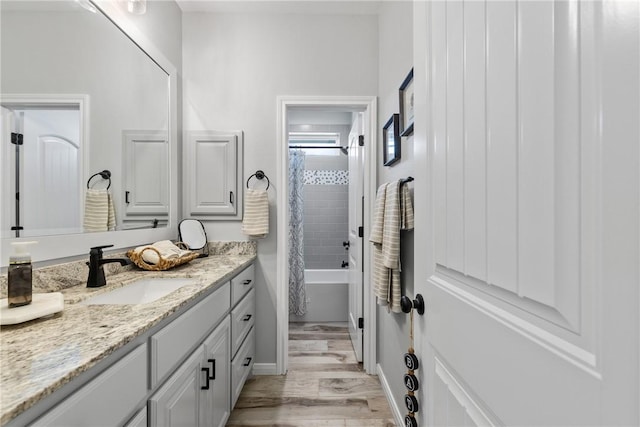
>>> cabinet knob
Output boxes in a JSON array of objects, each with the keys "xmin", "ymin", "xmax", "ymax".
[
  {"xmin": 243, "ymin": 357, "xmax": 252, "ymax": 367},
  {"xmin": 243, "ymin": 279, "xmax": 252, "ymax": 285},
  {"xmin": 243, "ymin": 314, "xmax": 252, "ymax": 322}
]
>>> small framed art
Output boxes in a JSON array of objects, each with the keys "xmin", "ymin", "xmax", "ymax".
[
  {"xmin": 399, "ymin": 68, "xmax": 414, "ymax": 136},
  {"xmin": 383, "ymin": 113, "xmax": 400, "ymax": 166}
]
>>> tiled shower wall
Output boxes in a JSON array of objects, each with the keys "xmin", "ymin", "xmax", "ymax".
[{"xmin": 303, "ymin": 155, "xmax": 349, "ymax": 270}]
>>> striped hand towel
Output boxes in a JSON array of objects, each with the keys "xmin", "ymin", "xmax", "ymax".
[
  {"xmin": 84, "ymin": 189, "xmax": 116, "ymax": 232},
  {"xmin": 370, "ymin": 180, "xmax": 414, "ymax": 313},
  {"xmin": 242, "ymin": 189, "xmax": 269, "ymax": 238},
  {"xmin": 107, "ymin": 193, "xmax": 116, "ymax": 231}
]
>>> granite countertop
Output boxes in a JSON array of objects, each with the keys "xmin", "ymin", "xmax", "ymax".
[{"xmin": 0, "ymin": 242, "xmax": 256, "ymax": 425}]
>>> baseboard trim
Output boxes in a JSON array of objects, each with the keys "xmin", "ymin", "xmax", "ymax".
[
  {"xmin": 377, "ymin": 363, "xmax": 404, "ymax": 427},
  {"xmin": 252, "ymin": 363, "xmax": 278, "ymax": 376}
]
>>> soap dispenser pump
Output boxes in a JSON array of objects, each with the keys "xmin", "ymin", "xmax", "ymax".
[{"xmin": 8, "ymin": 241, "xmax": 37, "ymax": 308}]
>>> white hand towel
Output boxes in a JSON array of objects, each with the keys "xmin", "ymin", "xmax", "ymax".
[
  {"xmin": 84, "ymin": 189, "xmax": 109, "ymax": 232},
  {"xmin": 242, "ymin": 189, "xmax": 269, "ymax": 238},
  {"xmin": 133, "ymin": 240, "xmax": 192, "ymax": 265}
]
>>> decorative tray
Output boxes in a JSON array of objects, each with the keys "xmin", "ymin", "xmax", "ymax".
[{"xmin": 127, "ymin": 246, "xmax": 199, "ymax": 271}]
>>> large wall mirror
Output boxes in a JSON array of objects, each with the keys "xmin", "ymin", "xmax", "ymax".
[{"xmin": 0, "ymin": 0, "xmax": 177, "ymax": 265}]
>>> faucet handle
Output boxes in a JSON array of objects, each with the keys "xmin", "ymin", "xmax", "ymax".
[{"xmin": 90, "ymin": 245, "xmax": 114, "ymax": 255}]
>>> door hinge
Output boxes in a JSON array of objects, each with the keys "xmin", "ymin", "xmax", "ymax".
[
  {"xmin": 11, "ymin": 133, "xmax": 23, "ymax": 145},
  {"xmin": 358, "ymin": 317, "xmax": 364, "ymax": 329},
  {"xmin": 358, "ymin": 226, "xmax": 364, "ymax": 238},
  {"xmin": 358, "ymin": 135, "xmax": 364, "ymax": 146}
]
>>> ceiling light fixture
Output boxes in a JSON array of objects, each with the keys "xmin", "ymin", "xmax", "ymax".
[
  {"xmin": 75, "ymin": 0, "xmax": 98, "ymax": 13},
  {"xmin": 127, "ymin": 0, "xmax": 147, "ymax": 15}
]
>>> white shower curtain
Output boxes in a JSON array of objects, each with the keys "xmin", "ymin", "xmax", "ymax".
[{"xmin": 289, "ymin": 150, "xmax": 307, "ymax": 315}]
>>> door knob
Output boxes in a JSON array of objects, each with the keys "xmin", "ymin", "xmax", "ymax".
[{"xmin": 400, "ymin": 294, "xmax": 425, "ymax": 315}]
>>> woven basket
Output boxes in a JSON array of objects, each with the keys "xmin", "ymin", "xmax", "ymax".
[{"xmin": 127, "ymin": 242, "xmax": 199, "ymax": 271}]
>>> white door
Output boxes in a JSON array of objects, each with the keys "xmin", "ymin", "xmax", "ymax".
[
  {"xmin": 413, "ymin": 1, "xmax": 639, "ymax": 426},
  {"xmin": 1, "ymin": 107, "xmax": 81, "ymax": 237},
  {"xmin": 348, "ymin": 112, "xmax": 364, "ymax": 362}
]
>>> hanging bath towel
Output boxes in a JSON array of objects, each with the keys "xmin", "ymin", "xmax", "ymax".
[
  {"xmin": 370, "ymin": 180, "xmax": 414, "ymax": 313},
  {"xmin": 242, "ymin": 189, "xmax": 269, "ymax": 238},
  {"xmin": 84, "ymin": 189, "xmax": 116, "ymax": 232}
]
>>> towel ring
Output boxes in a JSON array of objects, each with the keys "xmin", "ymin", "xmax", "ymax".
[
  {"xmin": 87, "ymin": 170, "xmax": 112, "ymax": 190},
  {"xmin": 246, "ymin": 170, "xmax": 270, "ymax": 190}
]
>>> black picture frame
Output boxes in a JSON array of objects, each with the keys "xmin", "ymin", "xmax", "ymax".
[
  {"xmin": 383, "ymin": 114, "xmax": 401, "ymax": 166},
  {"xmin": 399, "ymin": 68, "xmax": 414, "ymax": 136}
]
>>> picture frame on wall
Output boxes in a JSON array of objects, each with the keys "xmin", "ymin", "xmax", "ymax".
[
  {"xmin": 399, "ymin": 68, "xmax": 414, "ymax": 136},
  {"xmin": 383, "ymin": 114, "xmax": 401, "ymax": 166}
]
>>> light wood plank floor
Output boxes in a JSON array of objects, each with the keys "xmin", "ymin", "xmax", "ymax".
[{"xmin": 226, "ymin": 322, "xmax": 396, "ymax": 427}]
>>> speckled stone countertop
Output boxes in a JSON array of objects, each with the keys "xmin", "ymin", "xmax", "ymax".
[{"xmin": 0, "ymin": 241, "xmax": 256, "ymax": 425}]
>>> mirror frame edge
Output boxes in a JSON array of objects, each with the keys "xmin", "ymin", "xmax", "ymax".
[{"xmin": 0, "ymin": 0, "xmax": 179, "ymax": 267}]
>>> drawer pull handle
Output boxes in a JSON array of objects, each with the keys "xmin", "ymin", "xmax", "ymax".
[
  {"xmin": 243, "ymin": 357, "xmax": 252, "ymax": 367},
  {"xmin": 243, "ymin": 279, "xmax": 252, "ymax": 285},
  {"xmin": 243, "ymin": 314, "xmax": 252, "ymax": 322},
  {"xmin": 208, "ymin": 359, "xmax": 216, "ymax": 380},
  {"xmin": 201, "ymin": 367, "xmax": 211, "ymax": 390}
]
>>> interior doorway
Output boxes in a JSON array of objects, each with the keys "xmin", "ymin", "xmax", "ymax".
[
  {"xmin": 276, "ymin": 96, "xmax": 377, "ymax": 375},
  {"xmin": 1, "ymin": 95, "xmax": 88, "ymax": 238}
]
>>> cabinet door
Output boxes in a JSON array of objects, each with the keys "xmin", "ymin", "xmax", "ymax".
[
  {"xmin": 149, "ymin": 347, "xmax": 205, "ymax": 427},
  {"xmin": 123, "ymin": 130, "xmax": 169, "ymax": 217},
  {"xmin": 185, "ymin": 131, "xmax": 243, "ymax": 218},
  {"xmin": 124, "ymin": 406, "xmax": 147, "ymax": 427},
  {"xmin": 202, "ymin": 317, "xmax": 231, "ymax": 427}
]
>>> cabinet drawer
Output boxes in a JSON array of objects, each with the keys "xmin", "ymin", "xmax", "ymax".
[
  {"xmin": 32, "ymin": 343, "xmax": 147, "ymax": 427},
  {"xmin": 231, "ymin": 288, "xmax": 255, "ymax": 357},
  {"xmin": 231, "ymin": 264, "xmax": 254, "ymax": 307},
  {"xmin": 231, "ymin": 327, "xmax": 255, "ymax": 408},
  {"xmin": 150, "ymin": 282, "xmax": 230, "ymax": 387}
]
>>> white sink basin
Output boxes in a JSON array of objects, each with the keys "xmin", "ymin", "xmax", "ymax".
[{"xmin": 80, "ymin": 278, "xmax": 195, "ymax": 305}]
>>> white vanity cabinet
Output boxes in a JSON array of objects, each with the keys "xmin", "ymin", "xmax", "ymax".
[
  {"xmin": 230, "ymin": 265, "xmax": 256, "ymax": 407},
  {"xmin": 19, "ymin": 262, "xmax": 255, "ymax": 427},
  {"xmin": 184, "ymin": 130, "xmax": 244, "ymax": 219}
]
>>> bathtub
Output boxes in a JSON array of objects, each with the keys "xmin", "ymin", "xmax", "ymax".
[{"xmin": 289, "ymin": 269, "xmax": 349, "ymax": 323}]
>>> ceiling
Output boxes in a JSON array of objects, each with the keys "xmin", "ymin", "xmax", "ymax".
[{"xmin": 175, "ymin": 0, "xmax": 382, "ymax": 15}]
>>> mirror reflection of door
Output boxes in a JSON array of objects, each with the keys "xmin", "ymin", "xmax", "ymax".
[{"xmin": 1, "ymin": 105, "xmax": 82, "ymax": 237}]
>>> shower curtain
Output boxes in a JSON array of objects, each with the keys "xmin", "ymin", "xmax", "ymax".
[{"xmin": 289, "ymin": 150, "xmax": 307, "ymax": 315}]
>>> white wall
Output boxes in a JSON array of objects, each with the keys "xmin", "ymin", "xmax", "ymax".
[
  {"xmin": 374, "ymin": 1, "xmax": 414, "ymax": 419},
  {"xmin": 182, "ymin": 11, "xmax": 378, "ymax": 365}
]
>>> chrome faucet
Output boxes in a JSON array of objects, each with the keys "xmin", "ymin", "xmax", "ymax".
[{"xmin": 87, "ymin": 245, "xmax": 131, "ymax": 288}]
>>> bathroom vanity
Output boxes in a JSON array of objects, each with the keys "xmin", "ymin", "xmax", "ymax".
[{"xmin": 0, "ymin": 246, "xmax": 256, "ymax": 427}]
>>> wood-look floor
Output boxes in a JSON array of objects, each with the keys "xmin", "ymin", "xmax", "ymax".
[{"xmin": 226, "ymin": 323, "xmax": 396, "ymax": 427}]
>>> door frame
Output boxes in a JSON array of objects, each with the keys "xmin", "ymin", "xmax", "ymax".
[{"xmin": 276, "ymin": 95, "xmax": 378, "ymax": 375}]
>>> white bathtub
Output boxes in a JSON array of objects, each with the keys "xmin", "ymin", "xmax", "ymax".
[{"xmin": 289, "ymin": 269, "xmax": 349, "ymax": 322}]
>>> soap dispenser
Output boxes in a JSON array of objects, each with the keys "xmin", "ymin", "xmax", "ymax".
[{"xmin": 8, "ymin": 241, "xmax": 37, "ymax": 308}]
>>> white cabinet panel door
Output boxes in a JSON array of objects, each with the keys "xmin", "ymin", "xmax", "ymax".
[
  {"xmin": 185, "ymin": 130, "xmax": 243, "ymax": 218},
  {"xmin": 415, "ymin": 1, "xmax": 639, "ymax": 425},
  {"xmin": 123, "ymin": 130, "xmax": 169, "ymax": 217}
]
